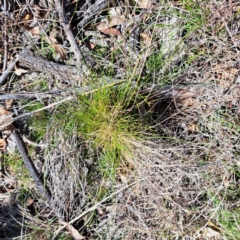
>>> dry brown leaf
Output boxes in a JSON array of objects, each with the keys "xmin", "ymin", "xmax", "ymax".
[
  {"xmin": 24, "ymin": 24, "xmax": 40, "ymax": 35},
  {"xmin": 23, "ymin": 13, "xmax": 32, "ymax": 21},
  {"xmin": 119, "ymin": 174, "xmax": 128, "ymax": 184},
  {"xmin": 60, "ymin": 221, "xmax": 85, "ymax": 240},
  {"xmin": 96, "ymin": 16, "xmax": 125, "ymax": 30},
  {"xmin": 0, "ymin": 139, "xmax": 7, "ymax": 150},
  {"xmin": 0, "ymin": 106, "xmax": 10, "ymax": 116},
  {"xmin": 58, "ymin": 221, "xmax": 85, "ymax": 240},
  {"xmin": 85, "ymin": 40, "xmax": 96, "ymax": 50},
  {"xmin": 187, "ymin": 123, "xmax": 199, "ymax": 132},
  {"xmin": 96, "ymin": 21, "xmax": 109, "ymax": 31},
  {"xmin": 229, "ymin": 68, "xmax": 238, "ymax": 75},
  {"xmin": 67, "ymin": 224, "xmax": 85, "ymax": 240},
  {"xmin": 45, "ymin": 35, "xmax": 66, "ymax": 60},
  {"xmin": 5, "ymin": 100, "xmax": 13, "ymax": 110},
  {"xmin": 223, "ymin": 177, "xmax": 229, "ymax": 187},
  {"xmin": 52, "ymin": 44, "xmax": 67, "ymax": 60},
  {"xmin": 26, "ymin": 197, "xmax": 35, "ymax": 207},
  {"xmin": 15, "ymin": 68, "xmax": 28, "ymax": 76},
  {"xmin": 100, "ymin": 28, "xmax": 122, "ymax": 36},
  {"xmin": 109, "ymin": 16, "xmax": 125, "ymax": 27},
  {"xmin": 140, "ymin": 33, "xmax": 151, "ymax": 44},
  {"xmin": 0, "ymin": 106, "xmax": 14, "ymax": 131},
  {"xmin": 135, "ymin": 0, "xmax": 151, "ymax": 8},
  {"xmin": 208, "ymin": 220, "xmax": 222, "ymax": 233}
]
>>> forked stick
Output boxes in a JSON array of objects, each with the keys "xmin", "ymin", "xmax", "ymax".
[{"xmin": 54, "ymin": 0, "xmax": 88, "ymax": 72}]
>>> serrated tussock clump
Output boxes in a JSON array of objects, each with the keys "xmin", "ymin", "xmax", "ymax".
[{"xmin": 55, "ymin": 83, "xmax": 148, "ymax": 171}]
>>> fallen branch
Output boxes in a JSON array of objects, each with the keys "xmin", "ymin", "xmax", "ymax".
[
  {"xmin": 18, "ymin": 52, "xmax": 85, "ymax": 81},
  {"xmin": 13, "ymin": 129, "xmax": 52, "ymax": 203}
]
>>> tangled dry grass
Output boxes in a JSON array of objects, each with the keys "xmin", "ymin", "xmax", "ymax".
[{"xmin": 1, "ymin": 0, "xmax": 240, "ymax": 239}]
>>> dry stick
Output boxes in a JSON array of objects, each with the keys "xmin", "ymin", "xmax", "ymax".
[
  {"xmin": 52, "ymin": 177, "xmax": 146, "ymax": 240},
  {"xmin": 22, "ymin": 135, "xmax": 47, "ymax": 148},
  {"xmin": 3, "ymin": 0, "xmax": 8, "ymax": 72},
  {"xmin": 12, "ymin": 96, "xmax": 74, "ymax": 123},
  {"xmin": 77, "ymin": 0, "xmax": 113, "ymax": 29},
  {"xmin": 0, "ymin": 55, "xmax": 19, "ymax": 85},
  {"xmin": 54, "ymin": 0, "xmax": 88, "ymax": 70},
  {"xmin": 0, "ymin": 91, "xmax": 61, "ymax": 100},
  {"xmin": 13, "ymin": 129, "xmax": 52, "ymax": 203},
  {"xmin": 145, "ymin": 83, "xmax": 216, "ymax": 99},
  {"xmin": 18, "ymin": 51, "xmax": 123, "ymax": 82},
  {"xmin": 18, "ymin": 52, "xmax": 84, "ymax": 81},
  {"xmin": 3, "ymin": 29, "xmax": 8, "ymax": 72}
]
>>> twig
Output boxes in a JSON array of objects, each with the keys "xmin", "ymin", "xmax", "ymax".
[
  {"xmin": 52, "ymin": 178, "xmax": 146, "ymax": 240},
  {"xmin": 22, "ymin": 135, "xmax": 47, "ymax": 148},
  {"xmin": 77, "ymin": 0, "xmax": 113, "ymax": 29},
  {"xmin": 221, "ymin": 16, "xmax": 238, "ymax": 47},
  {"xmin": 0, "ymin": 91, "xmax": 61, "ymax": 100},
  {"xmin": 13, "ymin": 96, "xmax": 74, "ymax": 123},
  {"xmin": 143, "ymin": 83, "xmax": 217, "ymax": 99},
  {"xmin": 12, "ymin": 129, "xmax": 52, "ymax": 203},
  {"xmin": 54, "ymin": 0, "xmax": 88, "ymax": 71},
  {"xmin": 0, "ymin": 56, "xmax": 19, "ymax": 85},
  {"xmin": 3, "ymin": 0, "xmax": 8, "ymax": 72}
]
